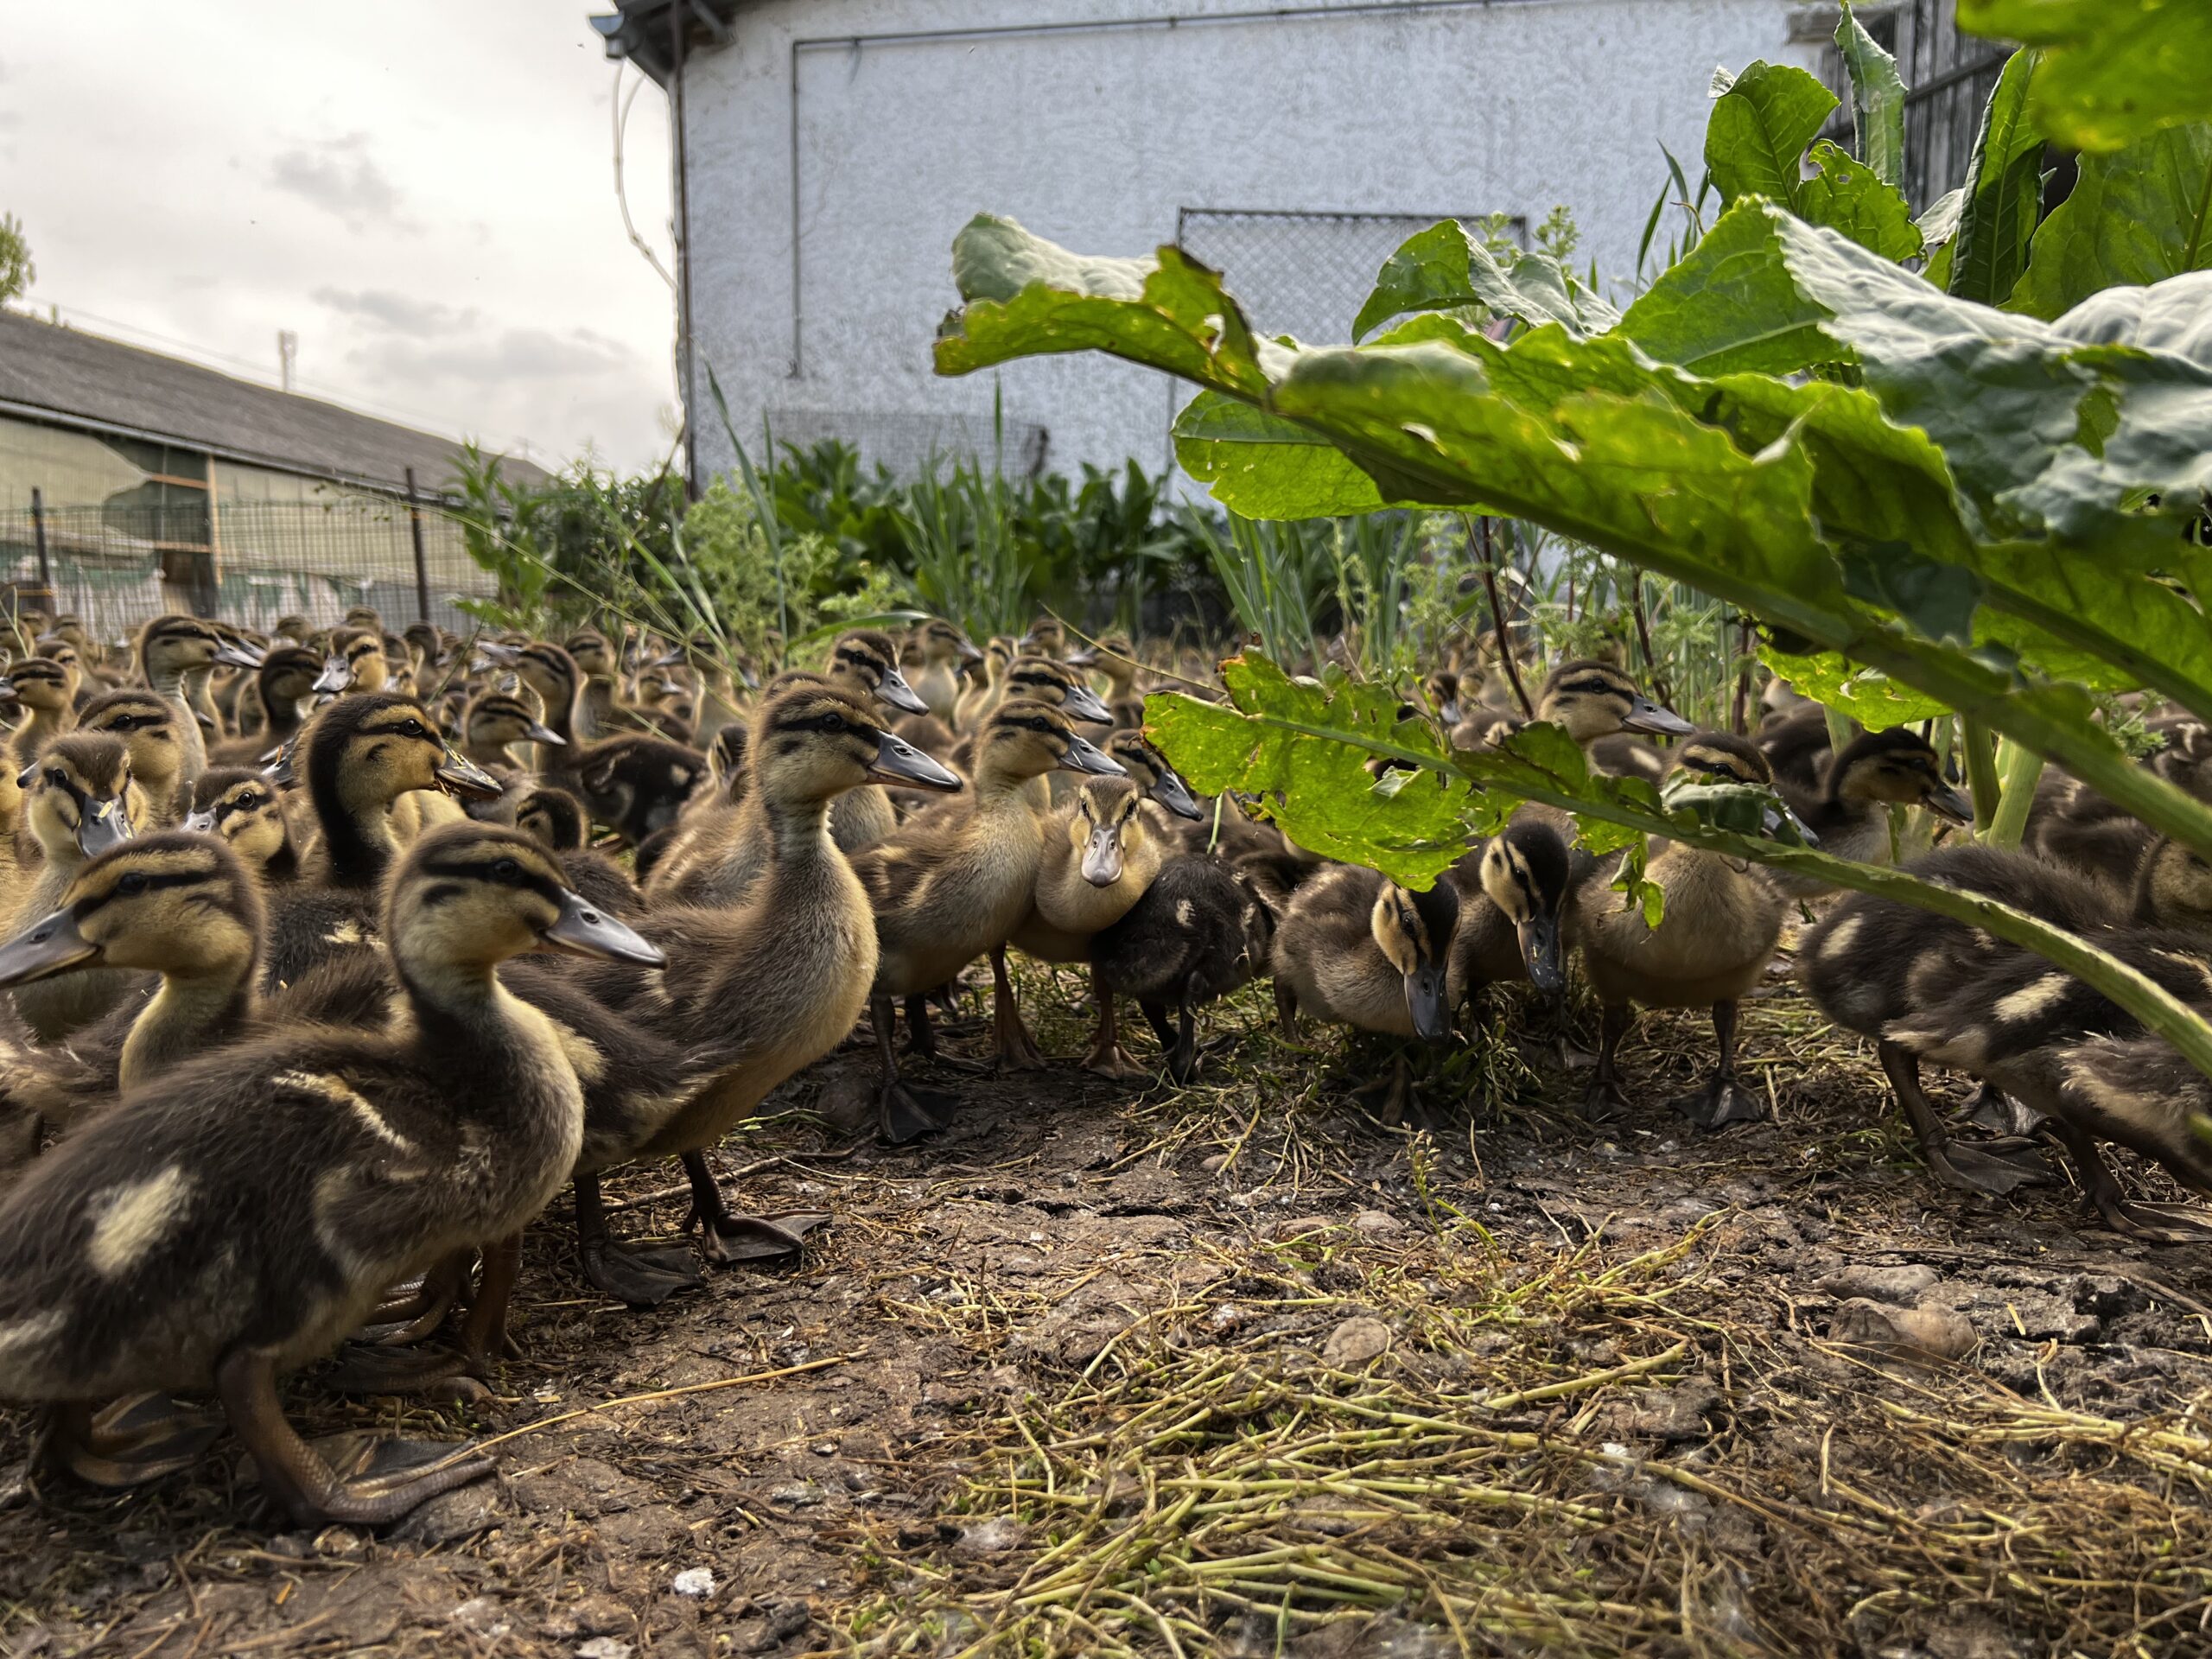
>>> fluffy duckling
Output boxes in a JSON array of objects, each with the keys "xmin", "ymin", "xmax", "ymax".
[
  {"xmin": 1103, "ymin": 728, "xmax": 1204, "ymax": 823},
  {"xmin": 3, "ymin": 655, "xmax": 78, "ymax": 766},
  {"xmin": 1423, "ymin": 668, "xmax": 1464, "ymax": 729},
  {"xmin": 1768, "ymin": 727, "xmax": 1973, "ymax": 897},
  {"xmin": 210, "ymin": 645, "xmax": 322, "ymax": 766},
  {"xmin": 1446, "ymin": 817, "xmax": 1573, "ymax": 1009},
  {"xmin": 910, "ymin": 618, "xmax": 983, "ymax": 724},
  {"xmin": 559, "ymin": 683, "xmax": 963, "ymax": 1301},
  {"xmin": 1088, "ymin": 631, "xmax": 1146, "ymax": 728},
  {"xmin": 514, "ymin": 785, "xmax": 641, "ymax": 920},
  {"xmin": 327, "ymin": 627, "xmax": 391, "ymax": 696},
  {"xmin": 1092, "ymin": 856, "xmax": 1276, "ymax": 1084},
  {"xmin": 135, "ymin": 615, "xmax": 259, "ymax": 788},
  {"xmin": 1535, "ymin": 659, "xmax": 1692, "ymax": 775},
  {"xmin": 572, "ymin": 733, "xmax": 704, "ymax": 848},
  {"xmin": 954, "ymin": 637, "xmax": 1015, "ymax": 731},
  {"xmin": 77, "ymin": 689, "xmax": 191, "ymax": 827},
  {"xmin": 1020, "ymin": 615, "xmax": 1070, "ymax": 661},
  {"xmin": 0, "ymin": 822, "xmax": 661, "ymax": 1523},
  {"xmin": 480, "ymin": 639, "xmax": 584, "ymax": 773},
  {"xmin": 849, "ymin": 698, "xmax": 1124, "ymax": 1140},
  {"xmin": 1575, "ymin": 733, "xmax": 1787, "ymax": 1128},
  {"xmin": 185, "ymin": 767, "xmax": 298, "ymax": 885},
  {"xmin": 459, "ymin": 686, "xmax": 566, "ymax": 772},
  {"xmin": 8, "ymin": 735, "xmax": 148, "ymax": 1042}
]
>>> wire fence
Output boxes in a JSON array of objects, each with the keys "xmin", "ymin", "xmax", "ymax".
[{"xmin": 0, "ymin": 496, "xmax": 498, "ymax": 645}]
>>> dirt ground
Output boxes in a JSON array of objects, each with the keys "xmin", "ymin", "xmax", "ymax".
[{"xmin": 2, "ymin": 963, "xmax": 2209, "ymax": 1659}]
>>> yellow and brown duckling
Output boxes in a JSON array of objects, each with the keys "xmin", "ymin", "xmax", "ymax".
[
  {"xmin": 0, "ymin": 820, "xmax": 661, "ymax": 1524},
  {"xmin": 1446, "ymin": 817, "xmax": 1574, "ymax": 1010},
  {"xmin": 1767, "ymin": 727, "xmax": 1973, "ymax": 898},
  {"xmin": 2, "ymin": 655, "xmax": 79, "ymax": 766},
  {"xmin": 1103, "ymin": 728, "xmax": 1204, "ymax": 823},
  {"xmin": 7, "ymin": 734, "xmax": 148, "ymax": 1043},
  {"xmin": 1092, "ymin": 855, "xmax": 1276, "ymax": 1084},
  {"xmin": 954, "ymin": 636, "xmax": 1016, "ymax": 731},
  {"xmin": 1535, "ymin": 658, "xmax": 1693, "ymax": 780},
  {"xmin": 909, "ymin": 617, "xmax": 984, "ymax": 725},
  {"xmin": 185, "ymin": 767, "xmax": 298, "ymax": 885},
  {"xmin": 1574, "ymin": 733, "xmax": 1786, "ymax": 1128},
  {"xmin": 135, "ymin": 615, "xmax": 261, "ymax": 788},
  {"xmin": 850, "ymin": 698, "xmax": 1123, "ymax": 1140},
  {"xmin": 78, "ymin": 688, "xmax": 192, "ymax": 827},
  {"xmin": 459, "ymin": 684, "xmax": 567, "ymax": 773},
  {"xmin": 513, "ymin": 785, "xmax": 642, "ymax": 920},
  {"xmin": 210, "ymin": 645, "xmax": 323, "ymax": 766},
  {"xmin": 1086, "ymin": 631, "xmax": 1146, "ymax": 728}
]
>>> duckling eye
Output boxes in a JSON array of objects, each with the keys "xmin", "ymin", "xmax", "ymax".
[
  {"xmin": 400, "ymin": 720, "xmax": 428, "ymax": 739},
  {"xmin": 118, "ymin": 872, "xmax": 149, "ymax": 895},
  {"xmin": 821, "ymin": 711, "xmax": 848, "ymax": 734},
  {"xmin": 490, "ymin": 856, "xmax": 524, "ymax": 884}
]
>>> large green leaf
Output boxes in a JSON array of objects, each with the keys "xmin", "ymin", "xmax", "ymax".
[
  {"xmin": 1759, "ymin": 646, "xmax": 1955, "ymax": 724},
  {"xmin": 2011, "ymin": 124, "xmax": 2212, "ymax": 320},
  {"xmin": 1959, "ymin": 0, "xmax": 2212, "ymax": 151},
  {"xmin": 1617, "ymin": 198, "xmax": 1851, "ymax": 376},
  {"xmin": 1351, "ymin": 220, "xmax": 1617, "ymax": 341},
  {"xmin": 1836, "ymin": 3, "xmax": 1907, "ymax": 188},
  {"xmin": 1172, "ymin": 393, "xmax": 1384, "ymax": 518},
  {"xmin": 1798, "ymin": 141, "xmax": 1923, "ymax": 260},
  {"xmin": 1946, "ymin": 50, "xmax": 2046, "ymax": 308},
  {"xmin": 1705, "ymin": 61, "xmax": 1837, "ymax": 212}
]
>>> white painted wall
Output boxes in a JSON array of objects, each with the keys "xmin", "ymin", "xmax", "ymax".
[{"xmin": 676, "ymin": 0, "xmax": 1816, "ymax": 482}]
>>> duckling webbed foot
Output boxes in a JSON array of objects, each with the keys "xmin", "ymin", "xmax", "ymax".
[
  {"xmin": 320, "ymin": 1343, "xmax": 493, "ymax": 1403},
  {"xmin": 682, "ymin": 1151, "xmax": 830, "ymax": 1265},
  {"xmin": 1582, "ymin": 1003, "xmax": 1633, "ymax": 1121},
  {"xmin": 581, "ymin": 1237, "xmax": 704, "ymax": 1307},
  {"xmin": 1668, "ymin": 1074, "xmax": 1766, "ymax": 1129},
  {"xmin": 1926, "ymin": 1137, "xmax": 2053, "ymax": 1198},
  {"xmin": 873, "ymin": 995, "xmax": 953, "ymax": 1143},
  {"xmin": 2056, "ymin": 1124, "xmax": 2212, "ymax": 1243},
  {"xmin": 989, "ymin": 947, "xmax": 1047, "ymax": 1071},
  {"xmin": 220, "ymin": 1347, "xmax": 493, "ymax": 1528},
  {"xmin": 1961, "ymin": 1082, "xmax": 2043, "ymax": 1138},
  {"xmin": 1084, "ymin": 981, "xmax": 1149, "ymax": 1080},
  {"xmin": 48, "ymin": 1394, "xmax": 226, "ymax": 1488}
]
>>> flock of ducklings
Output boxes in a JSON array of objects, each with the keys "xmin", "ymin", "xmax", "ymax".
[{"xmin": 0, "ymin": 604, "xmax": 2203, "ymax": 1529}]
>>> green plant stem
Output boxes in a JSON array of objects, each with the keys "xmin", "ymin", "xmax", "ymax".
[
  {"xmin": 1961, "ymin": 716, "xmax": 2002, "ymax": 832},
  {"xmin": 1984, "ymin": 737, "xmax": 2045, "ymax": 850}
]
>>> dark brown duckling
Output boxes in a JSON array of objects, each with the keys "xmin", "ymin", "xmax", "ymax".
[
  {"xmin": 571, "ymin": 733, "xmax": 704, "ymax": 849},
  {"xmin": 1767, "ymin": 727, "xmax": 1973, "ymax": 898},
  {"xmin": 1091, "ymin": 855, "xmax": 1276, "ymax": 1085},
  {"xmin": 1446, "ymin": 817, "xmax": 1574, "ymax": 1008},
  {"xmin": 514, "ymin": 785, "xmax": 641, "ymax": 920},
  {"xmin": 210, "ymin": 646, "xmax": 323, "ymax": 767}
]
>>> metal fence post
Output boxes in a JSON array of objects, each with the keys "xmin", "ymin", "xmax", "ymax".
[
  {"xmin": 29, "ymin": 486, "xmax": 51, "ymax": 590},
  {"xmin": 405, "ymin": 467, "xmax": 431, "ymax": 625}
]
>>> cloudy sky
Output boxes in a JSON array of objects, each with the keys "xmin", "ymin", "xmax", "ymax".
[{"xmin": 2, "ymin": 1, "xmax": 677, "ymax": 472}]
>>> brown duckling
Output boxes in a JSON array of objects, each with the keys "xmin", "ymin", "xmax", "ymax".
[
  {"xmin": 135, "ymin": 615, "xmax": 260, "ymax": 788},
  {"xmin": 1090, "ymin": 630, "xmax": 1147, "ymax": 728},
  {"xmin": 953, "ymin": 636, "xmax": 1015, "ymax": 731},
  {"xmin": 572, "ymin": 732, "xmax": 705, "ymax": 848},
  {"xmin": 1092, "ymin": 855, "xmax": 1276, "ymax": 1084},
  {"xmin": 7, "ymin": 735, "xmax": 149, "ymax": 1043},
  {"xmin": 210, "ymin": 646, "xmax": 323, "ymax": 766},
  {"xmin": 1767, "ymin": 727, "xmax": 1973, "ymax": 898},
  {"xmin": 514, "ymin": 785, "xmax": 642, "ymax": 920},
  {"xmin": 1446, "ymin": 817, "xmax": 1574, "ymax": 1008},
  {"xmin": 3, "ymin": 655, "xmax": 78, "ymax": 766},
  {"xmin": 185, "ymin": 767, "xmax": 299, "ymax": 885},
  {"xmin": 459, "ymin": 685, "xmax": 566, "ymax": 772},
  {"xmin": 0, "ymin": 821, "xmax": 660, "ymax": 1524},
  {"xmin": 78, "ymin": 689, "xmax": 193, "ymax": 827},
  {"xmin": 850, "ymin": 698, "xmax": 1123, "ymax": 1140},
  {"xmin": 1574, "ymin": 733, "xmax": 1786, "ymax": 1128},
  {"xmin": 1535, "ymin": 658, "xmax": 1692, "ymax": 778},
  {"xmin": 1103, "ymin": 728, "xmax": 1204, "ymax": 823},
  {"xmin": 908, "ymin": 617, "xmax": 983, "ymax": 725}
]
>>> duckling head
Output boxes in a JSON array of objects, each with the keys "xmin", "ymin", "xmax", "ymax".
[
  {"xmin": 343, "ymin": 604, "xmax": 385, "ymax": 633},
  {"xmin": 478, "ymin": 640, "xmax": 580, "ymax": 721},
  {"xmin": 23, "ymin": 732, "xmax": 141, "ymax": 861},
  {"xmin": 185, "ymin": 767, "xmax": 292, "ymax": 872},
  {"xmin": 1020, "ymin": 615, "xmax": 1066, "ymax": 658},
  {"xmin": 79, "ymin": 690, "xmax": 185, "ymax": 809},
  {"xmin": 1479, "ymin": 820, "xmax": 1572, "ymax": 995},
  {"xmin": 516, "ymin": 786, "xmax": 589, "ymax": 855},
  {"xmin": 1105, "ymin": 729, "xmax": 1202, "ymax": 820},
  {"xmin": 385, "ymin": 822, "xmax": 664, "ymax": 974},
  {"xmin": 1070, "ymin": 778, "xmax": 1145, "ymax": 887},
  {"xmin": 403, "ymin": 620, "xmax": 442, "ymax": 671},
  {"xmin": 257, "ymin": 645, "xmax": 326, "ymax": 715},
  {"xmin": 978, "ymin": 698, "xmax": 1127, "ymax": 786},
  {"xmin": 1669, "ymin": 731, "xmax": 1774, "ymax": 786},
  {"xmin": 918, "ymin": 617, "xmax": 984, "ymax": 667},
  {"xmin": 465, "ymin": 689, "xmax": 566, "ymax": 757},
  {"xmin": 2137, "ymin": 837, "xmax": 2212, "ymax": 937},
  {"xmin": 982, "ymin": 637, "xmax": 1017, "ymax": 683},
  {"xmin": 305, "ymin": 692, "xmax": 502, "ymax": 812},
  {"xmin": 575, "ymin": 735, "xmax": 705, "ymax": 842},
  {"xmin": 1536, "ymin": 660, "xmax": 1691, "ymax": 742},
  {"xmin": 37, "ymin": 640, "xmax": 85, "ymax": 701},
  {"xmin": 2, "ymin": 654, "xmax": 73, "ymax": 719},
  {"xmin": 566, "ymin": 628, "xmax": 617, "ymax": 680},
  {"xmin": 272, "ymin": 613, "xmax": 311, "ymax": 644},
  {"xmin": 1370, "ymin": 879, "xmax": 1459, "ymax": 1043},
  {"xmin": 334, "ymin": 627, "xmax": 391, "ymax": 695},
  {"xmin": 0, "ymin": 831, "xmax": 263, "ymax": 986},
  {"xmin": 750, "ymin": 683, "xmax": 961, "ymax": 806},
  {"xmin": 824, "ymin": 630, "xmax": 930, "ymax": 716},
  {"xmin": 137, "ymin": 614, "xmax": 258, "ymax": 684},
  {"xmin": 1830, "ymin": 728, "xmax": 1973, "ymax": 821},
  {"xmin": 1424, "ymin": 668, "xmax": 1464, "ymax": 728},
  {"xmin": 1004, "ymin": 656, "xmax": 1113, "ymax": 725}
]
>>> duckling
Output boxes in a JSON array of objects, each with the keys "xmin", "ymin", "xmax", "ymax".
[
  {"xmin": 480, "ymin": 639, "xmax": 585, "ymax": 775},
  {"xmin": 514, "ymin": 785, "xmax": 641, "ymax": 920},
  {"xmin": 1092, "ymin": 855, "xmax": 1276, "ymax": 1084},
  {"xmin": 1089, "ymin": 631, "xmax": 1147, "ymax": 728},
  {"xmin": 264, "ymin": 695, "xmax": 503, "ymax": 988},
  {"xmin": 1535, "ymin": 659, "xmax": 1693, "ymax": 773},
  {"xmin": 7, "ymin": 734, "xmax": 148, "ymax": 1042},
  {"xmin": 77, "ymin": 689, "xmax": 194, "ymax": 828},
  {"xmin": 1274, "ymin": 864, "xmax": 1459, "ymax": 1117},
  {"xmin": 908, "ymin": 618, "xmax": 983, "ymax": 725},
  {"xmin": 811, "ymin": 631, "xmax": 932, "ymax": 851},
  {"xmin": 459, "ymin": 686, "xmax": 566, "ymax": 773},
  {"xmin": 954, "ymin": 637, "xmax": 1014, "ymax": 732},
  {"xmin": 1422, "ymin": 668, "xmax": 1464, "ymax": 730},
  {"xmin": 332, "ymin": 627, "xmax": 391, "ymax": 696},
  {"xmin": 341, "ymin": 602, "xmax": 383, "ymax": 632},
  {"xmin": 567, "ymin": 629, "xmax": 638, "ymax": 742},
  {"xmin": 1575, "ymin": 733, "xmax": 1787, "ymax": 1128},
  {"xmin": 1446, "ymin": 817, "xmax": 1573, "ymax": 1009},
  {"xmin": 850, "ymin": 699, "xmax": 1124, "ymax": 1139},
  {"xmin": 1767, "ymin": 727, "xmax": 1973, "ymax": 897},
  {"xmin": 557, "ymin": 682, "xmax": 963, "ymax": 1301},
  {"xmin": 3, "ymin": 656, "xmax": 78, "ymax": 766},
  {"xmin": 214, "ymin": 646, "xmax": 322, "ymax": 761},
  {"xmin": 1103, "ymin": 728, "xmax": 1203, "ymax": 823},
  {"xmin": 184, "ymin": 768, "xmax": 299, "ymax": 885},
  {"xmin": 1756, "ymin": 701, "xmax": 1842, "ymax": 795},
  {"xmin": 403, "ymin": 622, "xmax": 445, "ymax": 699},
  {"xmin": 1009, "ymin": 778, "xmax": 1164, "ymax": 1075},
  {"xmin": 0, "ymin": 833, "xmax": 264, "ymax": 1135},
  {"xmin": 135, "ymin": 615, "xmax": 258, "ymax": 787},
  {"xmin": 0, "ymin": 821, "xmax": 659, "ymax": 1523},
  {"xmin": 1020, "ymin": 615, "xmax": 1069, "ymax": 661},
  {"xmin": 1449, "ymin": 707, "xmax": 1529, "ymax": 753},
  {"xmin": 572, "ymin": 733, "xmax": 705, "ymax": 847}
]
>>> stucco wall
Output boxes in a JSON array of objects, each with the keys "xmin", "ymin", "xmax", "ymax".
[{"xmin": 677, "ymin": 0, "xmax": 1816, "ymax": 483}]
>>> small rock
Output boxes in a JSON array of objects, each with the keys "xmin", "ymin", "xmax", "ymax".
[
  {"xmin": 1819, "ymin": 1264, "xmax": 1941, "ymax": 1305},
  {"xmin": 1351, "ymin": 1210, "xmax": 1403, "ymax": 1235},
  {"xmin": 546, "ymin": 1595, "xmax": 631, "ymax": 1640},
  {"xmin": 1276, "ymin": 1214, "xmax": 1334, "ymax": 1237},
  {"xmin": 956, "ymin": 1516, "xmax": 1027, "ymax": 1555},
  {"xmin": 811, "ymin": 1441, "xmax": 836, "ymax": 1457},
  {"xmin": 578, "ymin": 1641, "xmax": 634, "ymax": 1659},
  {"xmin": 671, "ymin": 1567, "xmax": 715, "ymax": 1599},
  {"xmin": 769, "ymin": 1481, "xmax": 827, "ymax": 1508},
  {"xmin": 1831, "ymin": 1298, "xmax": 1977, "ymax": 1363},
  {"xmin": 449, "ymin": 1598, "xmax": 509, "ymax": 1637},
  {"xmin": 1321, "ymin": 1316, "xmax": 1392, "ymax": 1368},
  {"xmin": 1200, "ymin": 1154, "xmax": 1230, "ymax": 1173}
]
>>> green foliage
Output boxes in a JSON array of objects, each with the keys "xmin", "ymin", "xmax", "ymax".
[
  {"xmin": 1944, "ymin": 49, "xmax": 2046, "ymax": 307},
  {"xmin": 449, "ymin": 442, "xmax": 556, "ymax": 632},
  {"xmin": 1836, "ymin": 3, "xmax": 1907, "ymax": 189},
  {"xmin": 1704, "ymin": 61, "xmax": 1836, "ymax": 213},
  {"xmin": 0, "ymin": 213, "xmax": 31, "ymax": 305},
  {"xmin": 1959, "ymin": 0, "xmax": 2212, "ymax": 151},
  {"xmin": 1351, "ymin": 216, "xmax": 1615, "ymax": 342},
  {"xmin": 2009, "ymin": 124, "xmax": 2212, "ymax": 319}
]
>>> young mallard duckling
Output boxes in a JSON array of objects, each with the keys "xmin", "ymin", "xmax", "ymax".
[
  {"xmin": 910, "ymin": 617, "xmax": 984, "ymax": 724},
  {"xmin": 479, "ymin": 639, "xmax": 584, "ymax": 774},
  {"xmin": 1423, "ymin": 668, "xmax": 1464, "ymax": 730},
  {"xmin": 1085, "ymin": 631, "xmax": 1146, "ymax": 728},
  {"xmin": 328, "ymin": 627, "xmax": 391, "ymax": 696},
  {"xmin": 954, "ymin": 636, "xmax": 1015, "ymax": 731},
  {"xmin": 558, "ymin": 682, "xmax": 963, "ymax": 1300},
  {"xmin": 0, "ymin": 833, "xmax": 264, "ymax": 1136},
  {"xmin": 1446, "ymin": 817, "xmax": 1573, "ymax": 1008},
  {"xmin": 78, "ymin": 689, "xmax": 192, "ymax": 827},
  {"xmin": 514, "ymin": 785, "xmax": 641, "ymax": 920},
  {"xmin": 572, "ymin": 732, "xmax": 704, "ymax": 847},
  {"xmin": 459, "ymin": 686, "xmax": 566, "ymax": 772},
  {"xmin": 810, "ymin": 632, "xmax": 931, "ymax": 852},
  {"xmin": 1535, "ymin": 659, "xmax": 1692, "ymax": 778},
  {"xmin": 1449, "ymin": 707, "xmax": 1529, "ymax": 753},
  {"xmin": 210, "ymin": 645, "xmax": 323, "ymax": 766},
  {"xmin": 1104, "ymin": 728, "xmax": 1203, "ymax": 822},
  {"xmin": 264, "ymin": 695, "xmax": 503, "ymax": 988},
  {"xmin": 135, "ymin": 615, "xmax": 260, "ymax": 790},
  {"xmin": 0, "ymin": 822, "xmax": 661, "ymax": 1523},
  {"xmin": 1092, "ymin": 855, "xmax": 1275, "ymax": 1084},
  {"xmin": 185, "ymin": 767, "xmax": 298, "ymax": 885},
  {"xmin": 1767, "ymin": 727, "xmax": 1973, "ymax": 898},
  {"xmin": 1575, "ymin": 732, "xmax": 1786, "ymax": 1128},
  {"xmin": 1020, "ymin": 615, "xmax": 1069, "ymax": 661},
  {"xmin": 8, "ymin": 734, "xmax": 148, "ymax": 1043},
  {"xmin": 3, "ymin": 655, "xmax": 78, "ymax": 766},
  {"xmin": 851, "ymin": 698, "xmax": 1123, "ymax": 1140}
]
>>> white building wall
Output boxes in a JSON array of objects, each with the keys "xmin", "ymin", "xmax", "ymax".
[{"xmin": 677, "ymin": 0, "xmax": 1817, "ymax": 483}]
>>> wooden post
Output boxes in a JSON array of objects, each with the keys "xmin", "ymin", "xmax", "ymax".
[{"xmin": 405, "ymin": 467, "xmax": 431, "ymax": 625}]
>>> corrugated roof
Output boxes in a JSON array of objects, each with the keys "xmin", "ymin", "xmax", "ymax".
[{"xmin": 0, "ymin": 308, "xmax": 544, "ymax": 498}]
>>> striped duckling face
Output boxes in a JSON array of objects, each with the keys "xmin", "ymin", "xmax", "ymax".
[
  {"xmin": 1830, "ymin": 728, "xmax": 1973, "ymax": 821},
  {"xmin": 1003, "ymin": 656, "xmax": 1112, "ymax": 725},
  {"xmin": 465, "ymin": 690, "xmax": 566, "ymax": 756},
  {"xmin": 0, "ymin": 832, "xmax": 260, "ymax": 984},
  {"xmin": 976, "ymin": 698, "xmax": 1127, "ymax": 785},
  {"xmin": 917, "ymin": 618, "xmax": 984, "ymax": 668},
  {"xmin": 185, "ymin": 768, "xmax": 291, "ymax": 873},
  {"xmin": 22, "ymin": 734, "xmax": 141, "ymax": 860},
  {"xmin": 0, "ymin": 654, "xmax": 74, "ymax": 715},
  {"xmin": 1070, "ymin": 777, "xmax": 1145, "ymax": 887},
  {"xmin": 1477, "ymin": 820, "xmax": 1571, "ymax": 995},
  {"xmin": 1370, "ymin": 879, "xmax": 1460, "ymax": 1043},
  {"xmin": 310, "ymin": 694, "xmax": 503, "ymax": 804},
  {"xmin": 79, "ymin": 690, "xmax": 186, "ymax": 798},
  {"xmin": 1536, "ymin": 660, "xmax": 1693, "ymax": 743},
  {"xmin": 385, "ymin": 823, "xmax": 663, "ymax": 972},
  {"xmin": 1104, "ymin": 729, "xmax": 1202, "ymax": 820},
  {"xmin": 137, "ymin": 614, "xmax": 261, "ymax": 682},
  {"xmin": 825, "ymin": 630, "xmax": 930, "ymax": 716},
  {"xmin": 1669, "ymin": 732, "xmax": 1774, "ymax": 786},
  {"xmin": 750, "ymin": 683, "xmax": 963, "ymax": 804}
]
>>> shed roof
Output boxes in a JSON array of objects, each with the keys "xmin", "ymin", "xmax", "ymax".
[{"xmin": 0, "ymin": 308, "xmax": 543, "ymax": 498}]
